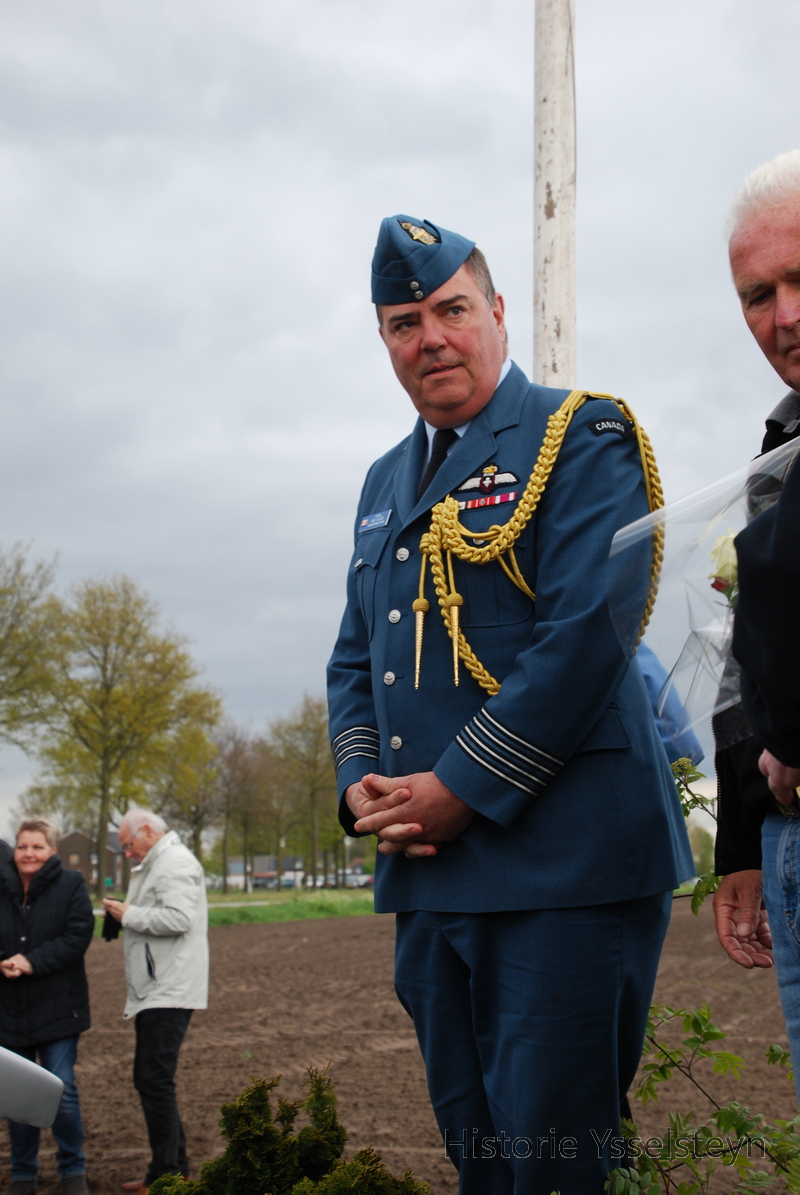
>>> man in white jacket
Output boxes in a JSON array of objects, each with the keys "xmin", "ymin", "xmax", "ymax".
[{"xmin": 102, "ymin": 809, "xmax": 208, "ymax": 1195}]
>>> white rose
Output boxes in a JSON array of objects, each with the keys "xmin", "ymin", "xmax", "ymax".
[{"xmin": 708, "ymin": 530, "xmax": 738, "ymax": 587}]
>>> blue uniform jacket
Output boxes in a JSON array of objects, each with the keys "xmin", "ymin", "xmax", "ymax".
[{"xmin": 327, "ymin": 363, "xmax": 693, "ymax": 913}]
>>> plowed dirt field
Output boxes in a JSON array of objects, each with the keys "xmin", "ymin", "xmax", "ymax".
[{"xmin": 0, "ymin": 899, "xmax": 792, "ymax": 1193}]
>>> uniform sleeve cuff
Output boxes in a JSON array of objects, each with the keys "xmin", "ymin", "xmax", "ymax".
[
  {"xmin": 332, "ymin": 726, "xmax": 380, "ymax": 774},
  {"xmin": 435, "ymin": 706, "xmax": 565, "ymax": 827}
]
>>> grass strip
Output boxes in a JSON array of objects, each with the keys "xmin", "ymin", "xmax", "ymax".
[
  {"xmin": 208, "ymin": 892, "xmax": 374, "ymax": 926},
  {"xmin": 92, "ymin": 891, "xmax": 374, "ymax": 934}
]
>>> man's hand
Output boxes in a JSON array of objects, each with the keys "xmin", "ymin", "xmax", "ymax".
[
  {"xmin": 0, "ymin": 953, "xmax": 33, "ymax": 979},
  {"xmin": 759, "ymin": 749, "xmax": 800, "ymax": 806},
  {"xmin": 713, "ymin": 870, "xmax": 773, "ymax": 968},
  {"xmin": 101, "ymin": 898, "xmax": 130, "ymax": 922},
  {"xmin": 349, "ymin": 772, "xmax": 474, "ymax": 857}
]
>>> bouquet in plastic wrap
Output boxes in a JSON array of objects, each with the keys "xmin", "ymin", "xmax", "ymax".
[{"xmin": 608, "ymin": 437, "xmax": 800, "ymax": 762}]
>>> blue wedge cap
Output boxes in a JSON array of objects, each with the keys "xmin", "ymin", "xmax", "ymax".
[{"xmin": 371, "ymin": 215, "xmax": 475, "ymax": 305}]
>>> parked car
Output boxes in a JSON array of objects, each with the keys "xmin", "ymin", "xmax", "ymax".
[{"xmin": 344, "ymin": 874, "xmax": 373, "ymax": 889}]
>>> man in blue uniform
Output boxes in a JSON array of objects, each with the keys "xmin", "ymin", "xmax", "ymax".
[{"xmin": 327, "ymin": 214, "xmax": 692, "ymax": 1194}]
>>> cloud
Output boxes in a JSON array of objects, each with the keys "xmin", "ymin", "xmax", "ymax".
[{"xmin": 0, "ymin": 0, "xmax": 795, "ymax": 789}]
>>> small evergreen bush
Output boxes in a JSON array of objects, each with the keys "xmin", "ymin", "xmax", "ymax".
[{"xmin": 148, "ymin": 1066, "xmax": 428, "ymax": 1195}]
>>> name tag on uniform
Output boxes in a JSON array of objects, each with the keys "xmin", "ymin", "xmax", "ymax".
[
  {"xmin": 458, "ymin": 491, "xmax": 518, "ymax": 512},
  {"xmin": 359, "ymin": 509, "xmax": 392, "ymax": 532}
]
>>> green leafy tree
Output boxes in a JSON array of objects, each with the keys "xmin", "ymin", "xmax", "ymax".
[
  {"xmin": 0, "ymin": 543, "xmax": 58, "ymax": 745},
  {"xmin": 148, "ymin": 721, "xmax": 222, "ymax": 861},
  {"xmin": 27, "ymin": 575, "xmax": 220, "ymax": 895}
]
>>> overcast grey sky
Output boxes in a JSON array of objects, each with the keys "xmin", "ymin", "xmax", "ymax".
[{"xmin": 0, "ymin": 0, "xmax": 798, "ymax": 838}]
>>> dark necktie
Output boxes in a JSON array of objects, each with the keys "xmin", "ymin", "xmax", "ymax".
[{"xmin": 417, "ymin": 427, "xmax": 458, "ymax": 500}]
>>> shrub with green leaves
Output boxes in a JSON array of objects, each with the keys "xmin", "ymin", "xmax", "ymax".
[
  {"xmin": 148, "ymin": 1066, "xmax": 427, "ymax": 1195},
  {"xmin": 604, "ymin": 1003, "xmax": 800, "ymax": 1193}
]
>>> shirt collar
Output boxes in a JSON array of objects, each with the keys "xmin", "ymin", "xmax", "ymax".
[{"xmin": 422, "ymin": 356, "xmax": 513, "ymax": 456}]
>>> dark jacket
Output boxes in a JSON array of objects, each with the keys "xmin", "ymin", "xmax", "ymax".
[
  {"xmin": 734, "ymin": 454, "xmax": 800, "ymax": 767},
  {"xmin": 714, "ymin": 392, "xmax": 800, "ymax": 875},
  {"xmin": 0, "ymin": 854, "xmax": 94, "ymax": 1048}
]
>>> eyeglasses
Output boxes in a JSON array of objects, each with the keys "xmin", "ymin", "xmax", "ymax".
[{"xmin": 119, "ymin": 827, "xmax": 144, "ymax": 854}]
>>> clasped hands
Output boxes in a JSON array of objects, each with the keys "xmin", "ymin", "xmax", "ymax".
[
  {"xmin": 0, "ymin": 953, "xmax": 33, "ymax": 979},
  {"xmin": 345, "ymin": 771, "xmax": 474, "ymax": 857}
]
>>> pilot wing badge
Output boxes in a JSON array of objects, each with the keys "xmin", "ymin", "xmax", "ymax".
[{"xmin": 457, "ymin": 465, "xmax": 519, "ymax": 495}]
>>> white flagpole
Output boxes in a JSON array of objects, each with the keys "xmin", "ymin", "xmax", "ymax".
[{"xmin": 534, "ymin": 0, "xmax": 576, "ymax": 387}]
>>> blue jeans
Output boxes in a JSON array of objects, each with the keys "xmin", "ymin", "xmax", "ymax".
[
  {"xmin": 6, "ymin": 1035, "xmax": 86, "ymax": 1180},
  {"xmin": 761, "ymin": 812, "xmax": 800, "ymax": 1104}
]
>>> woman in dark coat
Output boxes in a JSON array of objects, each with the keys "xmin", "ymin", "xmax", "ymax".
[{"xmin": 0, "ymin": 818, "xmax": 94, "ymax": 1195}]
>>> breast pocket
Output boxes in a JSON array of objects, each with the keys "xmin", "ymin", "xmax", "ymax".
[
  {"xmin": 454, "ymin": 512, "xmax": 537, "ymax": 629},
  {"xmin": 354, "ymin": 530, "xmax": 392, "ymax": 639}
]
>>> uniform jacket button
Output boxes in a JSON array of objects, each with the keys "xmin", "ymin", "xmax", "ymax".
[
  {"xmin": 388, "ymin": 609, "xmax": 401, "ymax": 623},
  {"xmin": 383, "ymin": 671, "xmax": 396, "ymax": 685},
  {"xmin": 390, "ymin": 735, "xmax": 403, "ymax": 750},
  {"xmin": 354, "ymin": 557, "xmax": 363, "ymax": 569},
  {"xmin": 395, "ymin": 547, "xmax": 410, "ymax": 561}
]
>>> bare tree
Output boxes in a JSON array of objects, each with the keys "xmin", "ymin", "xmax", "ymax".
[
  {"xmin": 212, "ymin": 726, "xmax": 254, "ymax": 893},
  {"xmin": 250, "ymin": 737, "xmax": 298, "ymax": 888},
  {"xmin": 269, "ymin": 696, "xmax": 338, "ymax": 889}
]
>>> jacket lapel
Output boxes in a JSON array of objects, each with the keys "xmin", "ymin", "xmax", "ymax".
[
  {"xmin": 399, "ymin": 362, "xmax": 529, "ymax": 531},
  {"xmin": 391, "ymin": 420, "xmax": 428, "ymax": 529}
]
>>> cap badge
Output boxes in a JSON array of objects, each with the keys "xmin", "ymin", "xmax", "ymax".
[{"xmin": 400, "ymin": 222, "xmax": 438, "ymax": 245}]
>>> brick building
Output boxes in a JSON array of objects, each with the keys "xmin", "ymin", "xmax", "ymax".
[{"xmin": 58, "ymin": 829, "xmax": 128, "ymax": 893}]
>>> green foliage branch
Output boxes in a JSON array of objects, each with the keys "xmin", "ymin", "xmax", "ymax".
[
  {"xmin": 671, "ymin": 759, "xmax": 721, "ymax": 915},
  {"xmin": 605, "ymin": 1003, "xmax": 800, "ymax": 1193}
]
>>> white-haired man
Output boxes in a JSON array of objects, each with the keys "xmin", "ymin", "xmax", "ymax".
[
  {"xmin": 102, "ymin": 809, "xmax": 208, "ymax": 1194},
  {"xmin": 713, "ymin": 150, "xmax": 800, "ymax": 1093}
]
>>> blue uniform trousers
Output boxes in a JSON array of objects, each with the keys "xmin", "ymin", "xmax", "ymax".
[{"xmin": 395, "ymin": 893, "xmax": 672, "ymax": 1195}]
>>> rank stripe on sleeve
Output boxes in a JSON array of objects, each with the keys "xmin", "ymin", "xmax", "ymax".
[
  {"xmin": 455, "ymin": 708, "xmax": 564, "ymax": 795},
  {"xmin": 331, "ymin": 726, "xmax": 381, "ymax": 774}
]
